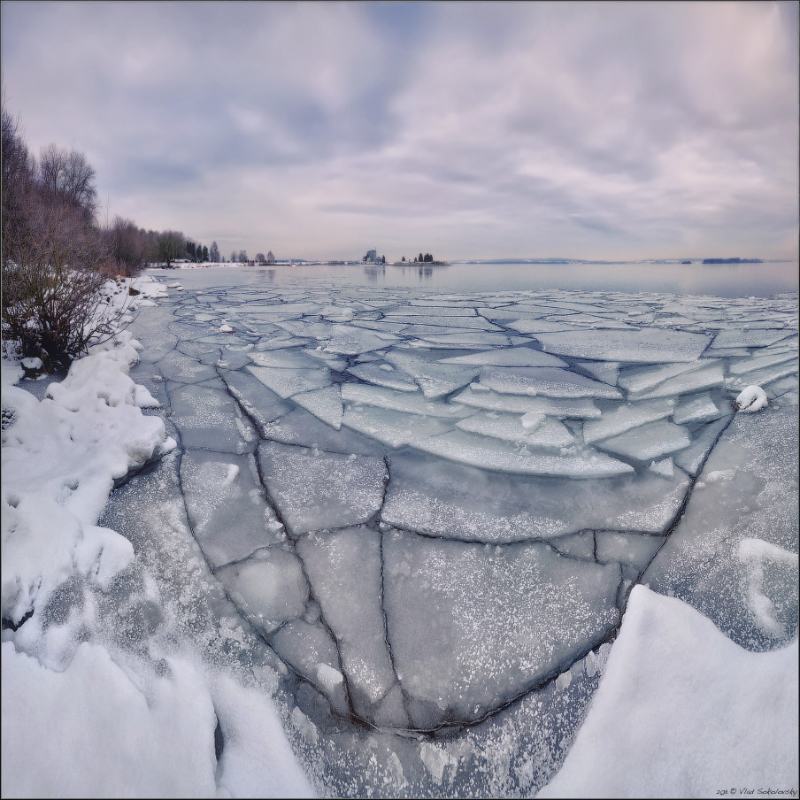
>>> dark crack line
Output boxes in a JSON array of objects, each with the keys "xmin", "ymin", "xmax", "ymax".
[{"xmin": 377, "ymin": 524, "xmax": 414, "ymax": 724}]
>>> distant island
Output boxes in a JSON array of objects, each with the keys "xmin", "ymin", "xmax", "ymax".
[{"xmin": 702, "ymin": 257, "xmax": 763, "ymax": 264}]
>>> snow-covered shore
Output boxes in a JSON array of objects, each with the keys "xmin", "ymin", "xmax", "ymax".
[
  {"xmin": 2, "ymin": 274, "xmax": 797, "ymax": 797},
  {"xmin": 2, "ymin": 276, "xmax": 313, "ymax": 798}
]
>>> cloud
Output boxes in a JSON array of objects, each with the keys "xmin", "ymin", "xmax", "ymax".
[{"xmin": 2, "ymin": 1, "xmax": 797, "ymax": 260}]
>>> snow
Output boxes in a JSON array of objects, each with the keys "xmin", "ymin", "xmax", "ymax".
[
  {"xmin": 537, "ymin": 586, "xmax": 798, "ymax": 798},
  {"xmin": 1, "ymin": 275, "xmax": 315, "ymax": 799},
  {"xmin": 3, "ymin": 271, "xmax": 797, "ymax": 797},
  {"xmin": 735, "ymin": 383, "xmax": 769, "ymax": 412},
  {"xmin": 1, "ymin": 641, "xmax": 218, "ymax": 798}
]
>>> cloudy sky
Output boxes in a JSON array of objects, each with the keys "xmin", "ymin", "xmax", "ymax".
[{"xmin": 2, "ymin": 1, "xmax": 797, "ymax": 262}]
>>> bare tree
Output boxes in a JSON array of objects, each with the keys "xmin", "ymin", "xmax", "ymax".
[
  {"xmin": 255, "ymin": 253, "xmax": 266, "ymax": 264},
  {"xmin": 238, "ymin": 249, "xmax": 248, "ymax": 263},
  {"xmin": 107, "ymin": 216, "xmax": 150, "ymax": 276},
  {"xmin": 209, "ymin": 241, "xmax": 220, "ymax": 262},
  {"xmin": 38, "ymin": 144, "xmax": 98, "ymax": 225},
  {"xmin": 156, "ymin": 230, "xmax": 185, "ymax": 268},
  {"xmin": 2, "ymin": 105, "xmax": 37, "ymax": 270}
]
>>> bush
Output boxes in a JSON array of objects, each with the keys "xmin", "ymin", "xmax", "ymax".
[{"xmin": 2, "ymin": 193, "xmax": 119, "ymax": 369}]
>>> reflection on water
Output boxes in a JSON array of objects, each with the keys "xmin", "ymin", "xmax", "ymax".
[
  {"xmin": 391, "ymin": 264, "xmax": 446, "ymax": 281},
  {"xmin": 363, "ymin": 265, "xmax": 385, "ymax": 282},
  {"xmin": 153, "ymin": 260, "xmax": 798, "ymax": 298}
]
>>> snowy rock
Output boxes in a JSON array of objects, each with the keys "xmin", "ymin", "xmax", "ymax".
[{"xmin": 734, "ymin": 384, "xmax": 768, "ymax": 412}]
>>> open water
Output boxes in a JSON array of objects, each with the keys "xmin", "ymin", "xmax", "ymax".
[{"xmin": 165, "ymin": 259, "xmax": 799, "ymax": 297}]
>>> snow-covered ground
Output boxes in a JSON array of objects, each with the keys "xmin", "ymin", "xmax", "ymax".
[{"xmin": 2, "ymin": 272, "xmax": 797, "ymax": 797}]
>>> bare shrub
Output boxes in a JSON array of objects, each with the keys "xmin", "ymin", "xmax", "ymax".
[{"xmin": 2, "ymin": 190, "xmax": 118, "ymax": 369}]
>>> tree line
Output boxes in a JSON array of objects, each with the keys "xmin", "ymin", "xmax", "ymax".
[
  {"xmin": 400, "ymin": 253, "xmax": 436, "ymax": 263},
  {"xmin": 0, "ymin": 99, "xmax": 220, "ymax": 368}
]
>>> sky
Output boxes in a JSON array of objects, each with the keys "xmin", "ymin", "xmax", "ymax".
[{"xmin": 2, "ymin": 1, "xmax": 798, "ymax": 263}]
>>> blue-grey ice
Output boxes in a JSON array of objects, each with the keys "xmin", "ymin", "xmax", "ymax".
[{"xmin": 37, "ymin": 274, "xmax": 794, "ymax": 799}]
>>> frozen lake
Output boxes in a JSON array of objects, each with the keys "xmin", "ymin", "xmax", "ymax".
[{"xmin": 98, "ymin": 265, "xmax": 797, "ymax": 796}]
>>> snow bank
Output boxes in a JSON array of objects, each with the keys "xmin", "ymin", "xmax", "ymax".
[
  {"xmin": 2, "ymin": 278, "xmax": 173, "ymax": 625},
  {"xmin": 1, "ymin": 640, "xmax": 315, "ymax": 798},
  {"xmin": 2, "ymin": 330, "xmax": 172, "ymax": 625},
  {"xmin": 1, "ymin": 642, "xmax": 217, "ymax": 798},
  {"xmin": 538, "ymin": 585, "xmax": 798, "ymax": 798}
]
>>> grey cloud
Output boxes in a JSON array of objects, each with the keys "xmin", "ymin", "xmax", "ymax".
[{"xmin": 2, "ymin": 1, "xmax": 796, "ymax": 261}]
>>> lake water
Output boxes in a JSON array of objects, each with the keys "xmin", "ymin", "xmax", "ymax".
[{"xmin": 158, "ymin": 260, "xmax": 799, "ymax": 297}]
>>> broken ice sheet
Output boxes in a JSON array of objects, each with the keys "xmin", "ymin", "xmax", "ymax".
[
  {"xmin": 341, "ymin": 383, "xmax": 474, "ymax": 418},
  {"xmin": 180, "ymin": 451, "xmax": 285, "ymax": 567},
  {"xmin": 269, "ymin": 619, "xmax": 350, "ymax": 717},
  {"xmin": 594, "ymin": 419, "xmax": 691, "ymax": 462},
  {"xmin": 455, "ymin": 411, "xmax": 574, "ymax": 449},
  {"xmin": 582, "ymin": 399, "xmax": 676, "ymax": 445},
  {"xmin": 215, "ymin": 546, "xmax": 308, "ymax": 635},
  {"xmin": 382, "ymin": 450, "xmax": 690, "ymax": 540},
  {"xmin": 595, "ymin": 531, "xmax": 664, "ymax": 571},
  {"xmin": 292, "ymin": 385, "xmax": 343, "ymax": 430},
  {"xmin": 710, "ymin": 327, "xmax": 793, "ymax": 349},
  {"xmin": 617, "ymin": 361, "xmax": 710, "ymax": 395},
  {"xmin": 453, "ymin": 385, "xmax": 602, "ymax": 418},
  {"xmin": 728, "ymin": 350, "xmax": 798, "ymax": 375},
  {"xmin": 535, "ymin": 328, "xmax": 711, "ymax": 363},
  {"xmin": 297, "ymin": 527, "xmax": 401, "ymax": 725},
  {"xmin": 577, "ymin": 361, "xmax": 620, "ymax": 385},
  {"xmin": 383, "ymin": 530, "xmax": 621, "ymax": 728},
  {"xmin": 630, "ymin": 362, "xmax": 724, "ymax": 400},
  {"xmin": 643, "ymin": 407, "xmax": 799, "ymax": 650},
  {"xmin": 324, "ymin": 324, "xmax": 398, "ymax": 355},
  {"xmin": 346, "ymin": 362, "xmax": 419, "ymax": 392},
  {"xmin": 479, "ymin": 367, "xmax": 623, "ymax": 400},
  {"xmin": 672, "ymin": 393, "xmax": 722, "ymax": 425},
  {"xmin": 383, "ymin": 351, "xmax": 480, "ymax": 398},
  {"xmin": 438, "ymin": 347, "xmax": 567, "ymax": 368},
  {"xmin": 168, "ymin": 383, "xmax": 255, "ymax": 453},
  {"xmin": 257, "ymin": 441, "xmax": 387, "ymax": 534},
  {"xmin": 246, "ymin": 364, "xmax": 331, "ymax": 399},
  {"xmin": 411, "ymin": 429, "xmax": 634, "ymax": 478},
  {"xmin": 342, "ymin": 405, "xmax": 456, "ymax": 448},
  {"xmin": 385, "ymin": 314, "xmax": 501, "ymax": 331},
  {"xmin": 414, "ymin": 331, "xmax": 511, "ymax": 348}
]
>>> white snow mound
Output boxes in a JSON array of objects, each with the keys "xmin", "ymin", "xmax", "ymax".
[
  {"xmin": 734, "ymin": 384, "xmax": 768, "ymax": 413},
  {"xmin": 538, "ymin": 585, "xmax": 798, "ymax": 798}
]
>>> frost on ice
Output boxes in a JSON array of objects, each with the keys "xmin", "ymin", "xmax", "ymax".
[{"xmin": 2, "ymin": 274, "xmax": 797, "ymax": 797}]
